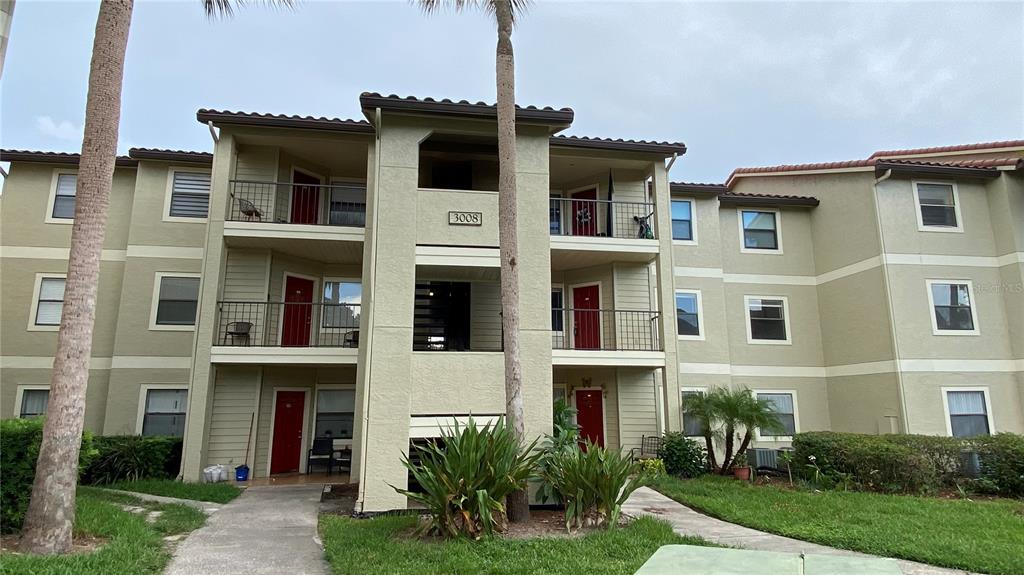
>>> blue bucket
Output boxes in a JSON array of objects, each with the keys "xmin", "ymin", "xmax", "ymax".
[{"xmin": 235, "ymin": 464, "xmax": 250, "ymax": 482}]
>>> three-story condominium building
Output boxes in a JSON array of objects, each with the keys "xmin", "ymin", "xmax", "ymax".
[{"xmin": 2, "ymin": 93, "xmax": 1022, "ymax": 513}]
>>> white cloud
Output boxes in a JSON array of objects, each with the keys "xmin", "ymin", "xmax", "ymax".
[{"xmin": 35, "ymin": 116, "xmax": 82, "ymax": 141}]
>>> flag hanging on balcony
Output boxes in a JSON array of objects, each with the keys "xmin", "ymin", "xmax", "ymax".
[{"xmin": 606, "ymin": 169, "xmax": 614, "ymax": 237}]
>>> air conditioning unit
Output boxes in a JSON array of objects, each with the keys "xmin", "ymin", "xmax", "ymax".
[
  {"xmin": 960, "ymin": 450, "xmax": 981, "ymax": 478},
  {"xmin": 747, "ymin": 448, "xmax": 787, "ymax": 471}
]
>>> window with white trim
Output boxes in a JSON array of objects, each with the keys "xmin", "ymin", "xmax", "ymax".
[
  {"xmin": 757, "ymin": 392, "xmax": 796, "ymax": 436},
  {"xmin": 20, "ymin": 389, "xmax": 50, "ymax": 418},
  {"xmin": 168, "ymin": 171, "xmax": 211, "ymax": 218},
  {"xmin": 315, "ymin": 389, "xmax": 355, "ymax": 439},
  {"xmin": 142, "ymin": 389, "xmax": 187, "ymax": 437},
  {"xmin": 745, "ymin": 296, "xmax": 790, "ymax": 342},
  {"xmin": 946, "ymin": 390, "xmax": 990, "ymax": 437},
  {"xmin": 740, "ymin": 209, "xmax": 779, "ymax": 251},
  {"xmin": 671, "ymin": 200, "xmax": 693, "ymax": 241},
  {"xmin": 322, "ymin": 281, "xmax": 361, "ymax": 329},
  {"xmin": 928, "ymin": 281, "xmax": 976, "ymax": 333},
  {"xmin": 681, "ymin": 389, "xmax": 705, "ymax": 437},
  {"xmin": 155, "ymin": 276, "xmax": 200, "ymax": 326},
  {"xmin": 34, "ymin": 277, "xmax": 66, "ymax": 326},
  {"xmin": 675, "ymin": 291, "xmax": 701, "ymax": 337},
  {"xmin": 915, "ymin": 182, "xmax": 959, "ymax": 229},
  {"xmin": 51, "ymin": 173, "xmax": 77, "ymax": 219}
]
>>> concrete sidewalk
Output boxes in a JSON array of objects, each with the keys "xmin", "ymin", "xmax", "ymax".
[
  {"xmin": 622, "ymin": 487, "xmax": 979, "ymax": 575},
  {"xmin": 165, "ymin": 484, "xmax": 328, "ymax": 575}
]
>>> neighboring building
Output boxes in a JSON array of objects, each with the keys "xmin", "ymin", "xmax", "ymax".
[{"xmin": 1, "ymin": 93, "xmax": 1021, "ymax": 512}]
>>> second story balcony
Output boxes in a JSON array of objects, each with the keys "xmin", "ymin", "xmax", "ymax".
[
  {"xmin": 551, "ymin": 307, "xmax": 665, "ymax": 367},
  {"xmin": 211, "ymin": 300, "xmax": 360, "ymax": 365},
  {"xmin": 228, "ymin": 180, "xmax": 366, "ymax": 227}
]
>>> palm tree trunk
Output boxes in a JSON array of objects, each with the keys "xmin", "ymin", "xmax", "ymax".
[
  {"xmin": 702, "ymin": 432, "xmax": 718, "ymax": 472},
  {"xmin": 720, "ymin": 423, "xmax": 735, "ymax": 475},
  {"xmin": 494, "ymin": 0, "xmax": 528, "ymax": 524},
  {"xmin": 19, "ymin": 0, "xmax": 133, "ymax": 555}
]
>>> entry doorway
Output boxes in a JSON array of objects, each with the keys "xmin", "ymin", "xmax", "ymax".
[
  {"xmin": 572, "ymin": 284, "xmax": 601, "ymax": 350},
  {"xmin": 270, "ymin": 389, "xmax": 308, "ymax": 474},
  {"xmin": 282, "ymin": 275, "xmax": 315, "ymax": 346},
  {"xmin": 571, "ymin": 188, "xmax": 598, "ymax": 236},
  {"xmin": 574, "ymin": 388, "xmax": 605, "ymax": 448},
  {"xmin": 291, "ymin": 170, "xmax": 321, "ymax": 224}
]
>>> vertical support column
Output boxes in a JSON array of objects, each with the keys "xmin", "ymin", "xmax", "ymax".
[
  {"xmin": 181, "ymin": 132, "xmax": 236, "ymax": 480},
  {"xmin": 350, "ymin": 141, "xmax": 377, "ymax": 483},
  {"xmin": 650, "ymin": 161, "xmax": 681, "ymax": 432},
  {"xmin": 355, "ymin": 121, "xmax": 422, "ymax": 512},
  {"xmin": 515, "ymin": 127, "xmax": 554, "ymax": 481}
]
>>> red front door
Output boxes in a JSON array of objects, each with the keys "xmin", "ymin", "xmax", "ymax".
[
  {"xmin": 282, "ymin": 276, "xmax": 314, "ymax": 347},
  {"xmin": 270, "ymin": 390, "xmax": 306, "ymax": 474},
  {"xmin": 572, "ymin": 284, "xmax": 600, "ymax": 349},
  {"xmin": 575, "ymin": 389, "xmax": 605, "ymax": 448},
  {"xmin": 571, "ymin": 188, "xmax": 598, "ymax": 236},
  {"xmin": 291, "ymin": 171, "xmax": 320, "ymax": 224}
]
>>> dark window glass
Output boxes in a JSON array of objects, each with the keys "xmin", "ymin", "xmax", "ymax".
[
  {"xmin": 329, "ymin": 185, "xmax": 366, "ymax": 226},
  {"xmin": 676, "ymin": 292, "xmax": 700, "ymax": 336},
  {"xmin": 156, "ymin": 276, "xmax": 200, "ymax": 325},
  {"xmin": 549, "ymin": 197, "xmax": 563, "ymax": 235},
  {"xmin": 917, "ymin": 183, "xmax": 958, "ymax": 227},
  {"xmin": 748, "ymin": 298, "xmax": 787, "ymax": 340},
  {"xmin": 551, "ymin": 289, "xmax": 564, "ymax": 331},
  {"xmin": 52, "ymin": 174, "xmax": 77, "ymax": 219},
  {"xmin": 931, "ymin": 283, "xmax": 974, "ymax": 331},
  {"xmin": 742, "ymin": 210, "xmax": 778, "ymax": 250},
  {"xmin": 681, "ymin": 390, "xmax": 705, "ymax": 436},
  {"xmin": 671, "ymin": 200, "xmax": 693, "ymax": 241},
  {"xmin": 20, "ymin": 389, "xmax": 50, "ymax": 418},
  {"xmin": 315, "ymin": 389, "xmax": 355, "ymax": 439}
]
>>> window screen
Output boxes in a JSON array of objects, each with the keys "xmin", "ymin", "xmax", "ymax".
[
  {"xmin": 142, "ymin": 389, "xmax": 187, "ymax": 437},
  {"xmin": 947, "ymin": 391, "xmax": 989, "ymax": 438},
  {"xmin": 169, "ymin": 171, "xmax": 211, "ymax": 218},
  {"xmin": 52, "ymin": 174, "xmax": 77, "ymax": 219},
  {"xmin": 741, "ymin": 210, "xmax": 778, "ymax": 250},
  {"xmin": 35, "ymin": 277, "xmax": 66, "ymax": 326},
  {"xmin": 156, "ymin": 276, "xmax": 200, "ymax": 325},
  {"xmin": 757, "ymin": 392, "xmax": 796, "ymax": 436}
]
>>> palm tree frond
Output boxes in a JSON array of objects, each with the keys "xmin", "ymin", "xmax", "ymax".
[
  {"xmin": 203, "ymin": 0, "xmax": 294, "ymax": 19},
  {"xmin": 416, "ymin": 0, "xmax": 531, "ymax": 24}
]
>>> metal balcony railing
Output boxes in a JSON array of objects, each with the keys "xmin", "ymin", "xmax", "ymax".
[
  {"xmin": 551, "ymin": 308, "xmax": 662, "ymax": 351},
  {"xmin": 227, "ymin": 180, "xmax": 366, "ymax": 227},
  {"xmin": 549, "ymin": 198, "xmax": 656, "ymax": 240},
  {"xmin": 217, "ymin": 301, "xmax": 360, "ymax": 347}
]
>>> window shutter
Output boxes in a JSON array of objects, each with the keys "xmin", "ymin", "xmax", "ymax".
[{"xmin": 169, "ymin": 172, "xmax": 211, "ymax": 217}]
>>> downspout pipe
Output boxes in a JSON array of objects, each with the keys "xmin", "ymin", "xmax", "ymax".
[
  {"xmin": 666, "ymin": 152, "xmax": 679, "ymax": 174},
  {"xmin": 208, "ymin": 121, "xmax": 219, "ymax": 143},
  {"xmin": 872, "ymin": 168, "xmax": 911, "ymax": 433}
]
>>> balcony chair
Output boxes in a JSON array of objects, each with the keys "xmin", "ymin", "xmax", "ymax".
[
  {"xmin": 307, "ymin": 437, "xmax": 342, "ymax": 476},
  {"xmin": 343, "ymin": 329, "xmax": 359, "ymax": 348},
  {"xmin": 223, "ymin": 321, "xmax": 252, "ymax": 346},
  {"xmin": 230, "ymin": 192, "xmax": 263, "ymax": 221},
  {"xmin": 630, "ymin": 435, "xmax": 663, "ymax": 461}
]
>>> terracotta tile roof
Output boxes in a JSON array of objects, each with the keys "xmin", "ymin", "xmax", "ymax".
[
  {"xmin": 718, "ymin": 191, "xmax": 819, "ymax": 207},
  {"xmin": 870, "ymin": 140, "xmax": 1024, "ymax": 158},
  {"xmin": 359, "ymin": 92, "xmax": 574, "ymax": 125},
  {"xmin": 879, "ymin": 157, "xmax": 1022, "ymax": 169},
  {"xmin": 551, "ymin": 135, "xmax": 687, "ymax": 155},
  {"xmin": 730, "ymin": 159, "xmax": 877, "ymax": 177},
  {"xmin": 128, "ymin": 148, "xmax": 213, "ymax": 164},
  {"xmin": 0, "ymin": 149, "xmax": 136, "ymax": 166},
  {"xmin": 670, "ymin": 182, "xmax": 726, "ymax": 194},
  {"xmin": 196, "ymin": 109, "xmax": 374, "ymax": 133}
]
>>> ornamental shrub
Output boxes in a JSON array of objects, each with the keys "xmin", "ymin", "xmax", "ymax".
[
  {"xmin": 82, "ymin": 435, "xmax": 183, "ymax": 484},
  {"xmin": 658, "ymin": 432, "xmax": 707, "ymax": 478},
  {"xmin": 972, "ymin": 433, "xmax": 1024, "ymax": 496},
  {"xmin": 638, "ymin": 457, "xmax": 667, "ymax": 477},
  {"xmin": 793, "ymin": 431, "xmax": 937, "ymax": 493},
  {"xmin": 0, "ymin": 418, "xmax": 97, "ymax": 533}
]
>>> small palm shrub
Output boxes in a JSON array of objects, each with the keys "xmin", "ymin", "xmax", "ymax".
[
  {"xmin": 684, "ymin": 388, "xmax": 784, "ymax": 474},
  {"xmin": 638, "ymin": 457, "xmax": 667, "ymax": 477},
  {"xmin": 658, "ymin": 432, "xmax": 706, "ymax": 477},
  {"xmin": 543, "ymin": 440, "xmax": 650, "ymax": 531},
  {"xmin": 82, "ymin": 435, "xmax": 183, "ymax": 484},
  {"xmin": 393, "ymin": 418, "xmax": 540, "ymax": 539}
]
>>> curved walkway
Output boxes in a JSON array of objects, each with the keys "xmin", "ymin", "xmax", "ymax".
[
  {"xmin": 164, "ymin": 484, "xmax": 328, "ymax": 575},
  {"xmin": 622, "ymin": 487, "xmax": 979, "ymax": 575}
]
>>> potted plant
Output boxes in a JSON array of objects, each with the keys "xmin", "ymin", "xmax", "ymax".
[{"xmin": 732, "ymin": 447, "xmax": 751, "ymax": 480}]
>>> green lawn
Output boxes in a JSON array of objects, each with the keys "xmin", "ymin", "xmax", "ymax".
[
  {"xmin": 1, "ymin": 488, "xmax": 205, "ymax": 575},
  {"xmin": 651, "ymin": 475, "xmax": 1024, "ymax": 575},
  {"xmin": 320, "ymin": 514, "xmax": 708, "ymax": 575},
  {"xmin": 105, "ymin": 478, "xmax": 242, "ymax": 504}
]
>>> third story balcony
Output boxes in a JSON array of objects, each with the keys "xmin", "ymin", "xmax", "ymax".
[{"xmin": 549, "ymin": 197, "xmax": 660, "ymax": 268}]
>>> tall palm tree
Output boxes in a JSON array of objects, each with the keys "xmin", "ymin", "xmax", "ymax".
[
  {"xmin": 20, "ymin": 0, "xmax": 272, "ymax": 554},
  {"xmin": 19, "ymin": 0, "xmax": 134, "ymax": 554},
  {"xmin": 418, "ymin": 0, "xmax": 531, "ymax": 522}
]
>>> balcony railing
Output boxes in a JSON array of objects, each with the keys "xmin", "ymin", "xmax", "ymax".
[
  {"xmin": 549, "ymin": 198, "xmax": 656, "ymax": 240},
  {"xmin": 551, "ymin": 308, "xmax": 662, "ymax": 351},
  {"xmin": 217, "ymin": 301, "xmax": 360, "ymax": 347},
  {"xmin": 227, "ymin": 180, "xmax": 366, "ymax": 227}
]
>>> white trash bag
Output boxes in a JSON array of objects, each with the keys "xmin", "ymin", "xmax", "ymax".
[{"xmin": 202, "ymin": 464, "xmax": 229, "ymax": 483}]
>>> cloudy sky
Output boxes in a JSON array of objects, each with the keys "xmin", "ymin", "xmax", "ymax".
[{"xmin": 2, "ymin": 0, "xmax": 1022, "ymax": 182}]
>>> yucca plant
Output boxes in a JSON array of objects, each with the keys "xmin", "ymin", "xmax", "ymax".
[
  {"xmin": 393, "ymin": 417, "xmax": 540, "ymax": 539},
  {"xmin": 543, "ymin": 440, "xmax": 650, "ymax": 531}
]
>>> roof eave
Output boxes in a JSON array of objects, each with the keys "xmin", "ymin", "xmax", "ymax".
[
  {"xmin": 550, "ymin": 138, "xmax": 687, "ymax": 157},
  {"xmin": 875, "ymin": 162, "xmax": 1001, "ymax": 179},
  {"xmin": 359, "ymin": 93, "xmax": 575, "ymax": 127},
  {"xmin": 128, "ymin": 148, "xmax": 213, "ymax": 165},
  {"xmin": 196, "ymin": 110, "xmax": 375, "ymax": 135},
  {"xmin": 0, "ymin": 150, "xmax": 137, "ymax": 167},
  {"xmin": 670, "ymin": 182, "xmax": 725, "ymax": 195},
  {"xmin": 718, "ymin": 194, "xmax": 820, "ymax": 208}
]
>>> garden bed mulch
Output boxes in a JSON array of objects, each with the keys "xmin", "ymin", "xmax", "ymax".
[{"xmin": 0, "ymin": 533, "xmax": 108, "ymax": 556}]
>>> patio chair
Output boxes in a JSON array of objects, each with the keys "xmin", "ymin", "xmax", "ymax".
[
  {"xmin": 223, "ymin": 321, "xmax": 253, "ymax": 346},
  {"xmin": 230, "ymin": 192, "xmax": 263, "ymax": 221},
  {"xmin": 630, "ymin": 435, "xmax": 663, "ymax": 461},
  {"xmin": 307, "ymin": 437, "xmax": 341, "ymax": 476},
  {"xmin": 343, "ymin": 329, "xmax": 359, "ymax": 348}
]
